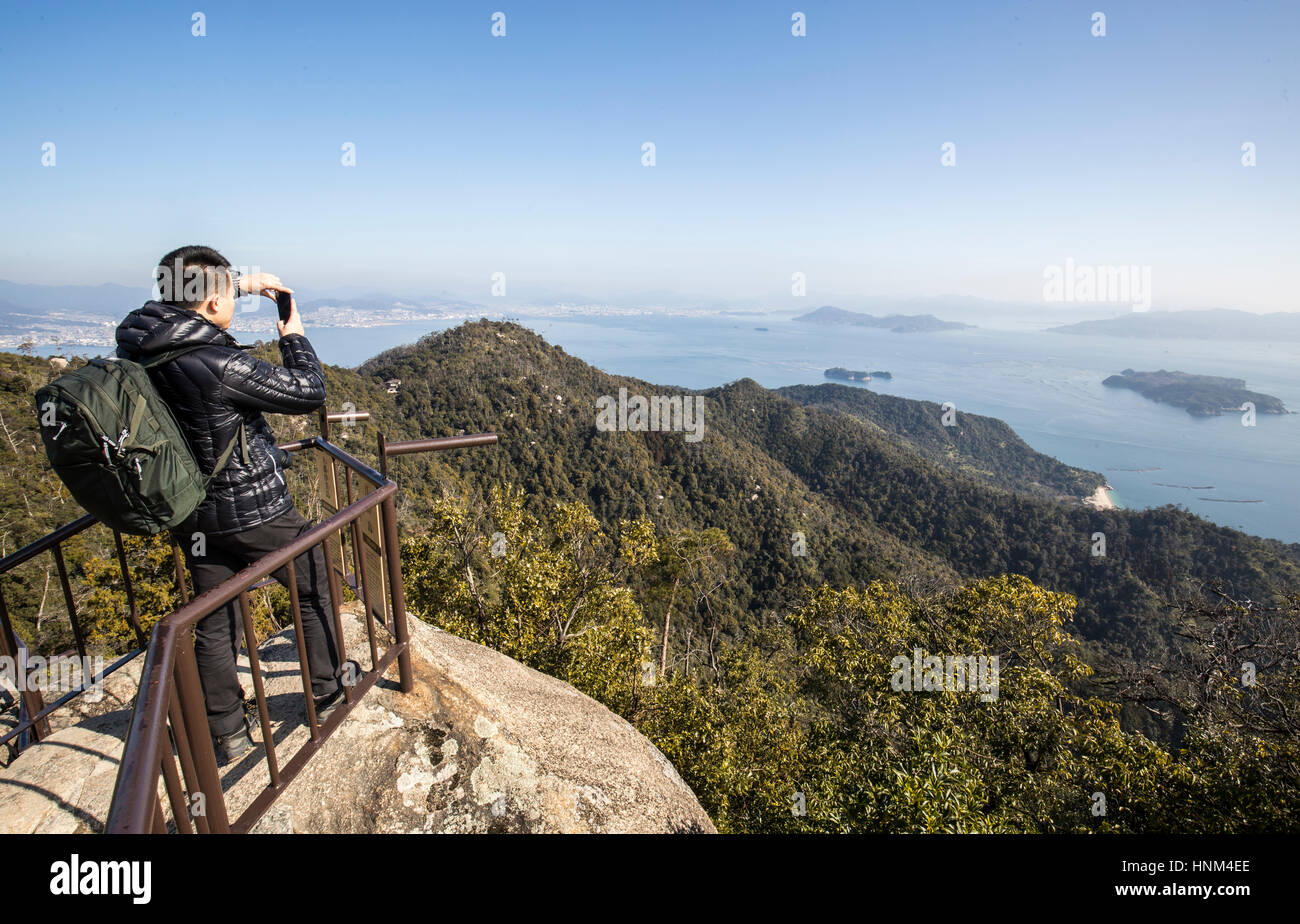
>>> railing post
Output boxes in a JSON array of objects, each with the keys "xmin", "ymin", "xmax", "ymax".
[
  {"xmin": 113, "ymin": 531, "xmax": 148, "ymax": 648},
  {"xmin": 166, "ymin": 692, "xmax": 211, "ymax": 833},
  {"xmin": 159, "ymin": 746, "xmax": 194, "ymax": 834},
  {"xmin": 349, "ymin": 514, "xmax": 374, "ymax": 631},
  {"xmin": 380, "ymin": 494, "xmax": 412, "ymax": 694},
  {"xmin": 282, "ymin": 559, "xmax": 322, "ymax": 740},
  {"xmin": 343, "ymin": 469, "xmax": 362, "ymax": 593},
  {"xmin": 50, "ymin": 544, "xmax": 87, "ymax": 662},
  {"xmin": 237, "ymin": 590, "xmax": 280, "ymax": 787},
  {"xmin": 0, "ymin": 590, "xmax": 49, "ymax": 741},
  {"xmin": 173, "ymin": 631, "xmax": 231, "ymax": 833}
]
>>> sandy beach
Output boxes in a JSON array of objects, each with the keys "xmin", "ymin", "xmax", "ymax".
[{"xmin": 1082, "ymin": 485, "xmax": 1117, "ymax": 510}]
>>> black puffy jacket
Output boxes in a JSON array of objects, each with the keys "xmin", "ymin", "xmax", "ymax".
[{"xmin": 114, "ymin": 300, "xmax": 327, "ymax": 537}]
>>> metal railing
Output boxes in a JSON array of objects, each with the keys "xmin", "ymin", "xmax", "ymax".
[
  {"xmin": 377, "ymin": 432, "xmax": 500, "ymax": 478},
  {"xmin": 105, "ymin": 426, "xmax": 498, "ymax": 834},
  {"xmin": 0, "ymin": 399, "xmax": 498, "ymax": 831},
  {"xmin": 0, "ymin": 515, "xmax": 150, "ymax": 756},
  {"xmin": 2, "ymin": 629, "xmax": 39, "ymax": 754},
  {"xmin": 0, "ymin": 410, "xmax": 375, "ymax": 759}
]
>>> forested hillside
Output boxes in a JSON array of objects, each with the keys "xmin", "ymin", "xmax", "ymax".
[
  {"xmin": 775, "ymin": 382, "xmax": 1105, "ymax": 500},
  {"xmin": 354, "ymin": 321, "xmax": 1300, "ymax": 665}
]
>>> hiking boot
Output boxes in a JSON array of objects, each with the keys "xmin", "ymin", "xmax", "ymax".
[
  {"xmin": 314, "ymin": 685, "xmax": 345, "ymax": 724},
  {"xmin": 313, "ymin": 659, "xmax": 362, "ymax": 724},
  {"xmin": 212, "ymin": 719, "xmax": 254, "ymax": 766}
]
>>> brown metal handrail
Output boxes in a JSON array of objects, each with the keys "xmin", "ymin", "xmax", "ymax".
[
  {"xmin": 0, "ymin": 513, "xmax": 162, "ymax": 753},
  {"xmin": 106, "ymin": 438, "xmax": 403, "ymax": 834},
  {"xmin": 0, "ymin": 439, "xmax": 383, "ymax": 753},
  {"xmin": 4, "ymin": 629, "xmax": 38, "ymax": 753},
  {"xmin": 378, "ymin": 432, "xmax": 499, "ymax": 477},
  {"xmin": 1, "ymin": 408, "xmax": 384, "ymax": 755},
  {"xmin": 106, "ymin": 429, "xmax": 498, "ymax": 834}
]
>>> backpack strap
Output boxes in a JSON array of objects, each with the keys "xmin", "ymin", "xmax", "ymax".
[{"xmin": 205, "ymin": 429, "xmax": 242, "ymax": 485}]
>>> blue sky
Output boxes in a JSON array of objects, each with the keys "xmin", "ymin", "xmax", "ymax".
[{"xmin": 0, "ymin": 0, "xmax": 1296, "ymax": 310}]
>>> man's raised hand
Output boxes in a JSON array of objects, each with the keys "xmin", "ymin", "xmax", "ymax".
[
  {"xmin": 237, "ymin": 272, "xmax": 291, "ymax": 299},
  {"xmin": 275, "ymin": 293, "xmax": 306, "ymax": 338}
]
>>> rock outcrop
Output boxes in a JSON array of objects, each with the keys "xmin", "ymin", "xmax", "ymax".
[
  {"xmin": 242, "ymin": 603, "xmax": 715, "ymax": 833},
  {"xmin": 0, "ymin": 605, "xmax": 715, "ymax": 834},
  {"xmin": 0, "ymin": 654, "xmax": 146, "ymax": 833}
]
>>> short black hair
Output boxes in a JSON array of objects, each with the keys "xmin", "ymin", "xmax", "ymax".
[{"xmin": 155, "ymin": 245, "xmax": 232, "ymax": 310}]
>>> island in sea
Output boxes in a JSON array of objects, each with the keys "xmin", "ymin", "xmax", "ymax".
[
  {"xmin": 1102, "ymin": 369, "xmax": 1289, "ymax": 417},
  {"xmin": 795, "ymin": 305, "xmax": 971, "ymax": 333},
  {"xmin": 1047, "ymin": 308, "xmax": 1300, "ymax": 342},
  {"xmin": 825, "ymin": 367, "xmax": 891, "ymax": 382}
]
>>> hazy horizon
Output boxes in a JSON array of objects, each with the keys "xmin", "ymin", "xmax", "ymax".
[{"xmin": 0, "ymin": 276, "xmax": 1295, "ymax": 322}]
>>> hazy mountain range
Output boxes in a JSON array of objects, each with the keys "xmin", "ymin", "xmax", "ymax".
[
  {"xmin": 1048, "ymin": 308, "xmax": 1300, "ymax": 341},
  {"xmin": 0, "ymin": 280, "xmax": 484, "ymax": 319},
  {"xmin": 0, "ymin": 281, "xmax": 152, "ymax": 317},
  {"xmin": 2, "ymin": 280, "xmax": 1296, "ymax": 342}
]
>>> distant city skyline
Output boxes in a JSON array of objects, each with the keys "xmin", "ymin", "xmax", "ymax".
[{"xmin": 1, "ymin": 1, "xmax": 1296, "ymax": 312}]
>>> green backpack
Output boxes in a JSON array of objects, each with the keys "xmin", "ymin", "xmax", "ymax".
[{"xmin": 35, "ymin": 347, "xmax": 244, "ymax": 536}]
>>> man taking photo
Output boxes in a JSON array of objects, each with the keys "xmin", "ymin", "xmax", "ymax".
[{"xmin": 115, "ymin": 245, "xmax": 350, "ymax": 763}]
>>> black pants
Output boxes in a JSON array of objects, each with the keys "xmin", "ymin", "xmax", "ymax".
[{"xmin": 175, "ymin": 506, "xmax": 342, "ymax": 738}]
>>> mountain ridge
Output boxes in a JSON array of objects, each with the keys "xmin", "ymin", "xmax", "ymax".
[
  {"xmin": 1048, "ymin": 308, "xmax": 1300, "ymax": 341},
  {"xmin": 346, "ymin": 320, "xmax": 1300, "ymax": 663}
]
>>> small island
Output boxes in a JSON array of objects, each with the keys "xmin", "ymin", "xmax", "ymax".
[
  {"xmin": 1102, "ymin": 369, "xmax": 1289, "ymax": 417},
  {"xmin": 825, "ymin": 367, "xmax": 892, "ymax": 383},
  {"xmin": 795, "ymin": 306, "xmax": 971, "ymax": 333}
]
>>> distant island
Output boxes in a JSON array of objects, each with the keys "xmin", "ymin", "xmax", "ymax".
[
  {"xmin": 795, "ymin": 305, "xmax": 971, "ymax": 333},
  {"xmin": 825, "ymin": 367, "xmax": 891, "ymax": 382},
  {"xmin": 1048, "ymin": 308, "xmax": 1300, "ymax": 342},
  {"xmin": 1102, "ymin": 369, "xmax": 1289, "ymax": 417}
]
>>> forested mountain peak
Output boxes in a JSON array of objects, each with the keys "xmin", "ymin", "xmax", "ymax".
[{"xmin": 334, "ymin": 321, "xmax": 1300, "ymax": 665}]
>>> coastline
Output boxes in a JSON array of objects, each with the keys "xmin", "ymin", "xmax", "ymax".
[{"xmin": 1082, "ymin": 484, "xmax": 1117, "ymax": 511}]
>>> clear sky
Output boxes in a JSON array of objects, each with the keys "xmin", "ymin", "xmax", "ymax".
[{"xmin": 1, "ymin": 0, "xmax": 1296, "ymax": 310}]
